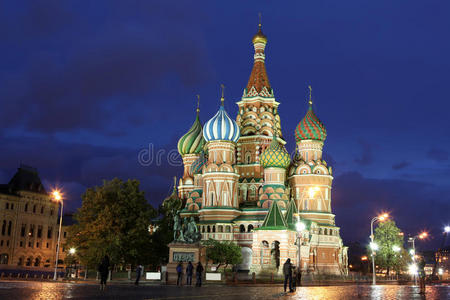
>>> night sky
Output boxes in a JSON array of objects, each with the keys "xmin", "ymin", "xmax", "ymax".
[{"xmin": 1, "ymin": 1, "xmax": 449, "ymax": 250}]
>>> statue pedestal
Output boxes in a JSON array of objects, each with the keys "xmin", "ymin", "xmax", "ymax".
[{"xmin": 166, "ymin": 242, "xmax": 205, "ymax": 284}]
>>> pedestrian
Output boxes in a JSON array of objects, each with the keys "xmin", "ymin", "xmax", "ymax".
[
  {"xmin": 196, "ymin": 262, "xmax": 204, "ymax": 287},
  {"xmin": 292, "ymin": 266, "xmax": 297, "ymax": 292},
  {"xmin": 418, "ymin": 257, "xmax": 426, "ymax": 294},
  {"xmin": 98, "ymin": 255, "xmax": 110, "ymax": 291},
  {"xmin": 135, "ymin": 264, "xmax": 143, "ymax": 285},
  {"xmin": 283, "ymin": 258, "xmax": 293, "ymax": 293},
  {"xmin": 176, "ymin": 262, "xmax": 183, "ymax": 286},
  {"xmin": 186, "ymin": 261, "xmax": 193, "ymax": 286}
]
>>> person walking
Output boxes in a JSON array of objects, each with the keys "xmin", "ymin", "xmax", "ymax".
[
  {"xmin": 135, "ymin": 264, "xmax": 143, "ymax": 285},
  {"xmin": 418, "ymin": 257, "xmax": 426, "ymax": 294},
  {"xmin": 195, "ymin": 262, "xmax": 204, "ymax": 287},
  {"xmin": 176, "ymin": 262, "xmax": 183, "ymax": 286},
  {"xmin": 186, "ymin": 261, "xmax": 193, "ymax": 286},
  {"xmin": 98, "ymin": 255, "xmax": 110, "ymax": 291},
  {"xmin": 283, "ymin": 258, "xmax": 293, "ymax": 293}
]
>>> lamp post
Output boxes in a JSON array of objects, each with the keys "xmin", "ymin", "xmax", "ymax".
[
  {"xmin": 296, "ymin": 218, "xmax": 305, "ymax": 285},
  {"xmin": 408, "ymin": 231, "xmax": 428, "ymax": 285},
  {"xmin": 370, "ymin": 213, "xmax": 388, "ymax": 285},
  {"xmin": 52, "ymin": 190, "xmax": 64, "ymax": 281}
]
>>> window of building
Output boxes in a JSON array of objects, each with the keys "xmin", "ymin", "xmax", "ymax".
[
  {"xmin": 36, "ymin": 242, "xmax": 39, "ymax": 248},
  {"xmin": 26, "ymin": 257, "xmax": 32, "ymax": 266},
  {"xmin": 33, "ymin": 205, "xmax": 36, "ymax": 213},
  {"xmin": 50, "ymin": 208, "xmax": 54, "ymax": 216},
  {"xmin": 34, "ymin": 257, "xmax": 40, "ymax": 267},
  {"xmin": 248, "ymin": 224, "xmax": 254, "ymax": 232},
  {"xmin": 28, "ymin": 241, "xmax": 32, "ymax": 248},
  {"xmin": 63, "ymin": 231, "xmax": 67, "ymax": 238},
  {"xmin": 37, "ymin": 226, "xmax": 42, "ymax": 238},
  {"xmin": 0, "ymin": 253, "xmax": 8, "ymax": 264},
  {"xmin": 0, "ymin": 240, "xmax": 3, "ymax": 246},
  {"xmin": 10, "ymin": 203, "xmax": 13, "ymax": 210},
  {"xmin": 20, "ymin": 241, "xmax": 23, "ymax": 247},
  {"xmin": 7, "ymin": 221, "xmax": 12, "ymax": 236},
  {"xmin": 18, "ymin": 257, "xmax": 24, "ymax": 266},
  {"xmin": 29, "ymin": 225, "xmax": 35, "ymax": 237},
  {"xmin": 25, "ymin": 203, "xmax": 28, "ymax": 212},
  {"xmin": 1, "ymin": 221, "xmax": 6, "ymax": 236},
  {"xmin": 46, "ymin": 243, "xmax": 49, "ymax": 248},
  {"xmin": 5, "ymin": 203, "xmax": 9, "ymax": 209},
  {"xmin": 40, "ymin": 206, "xmax": 44, "ymax": 214},
  {"xmin": 47, "ymin": 227, "xmax": 52, "ymax": 239},
  {"xmin": 239, "ymin": 224, "xmax": 245, "ymax": 233},
  {"xmin": 21, "ymin": 224, "xmax": 26, "ymax": 237},
  {"xmin": 6, "ymin": 240, "xmax": 9, "ymax": 247}
]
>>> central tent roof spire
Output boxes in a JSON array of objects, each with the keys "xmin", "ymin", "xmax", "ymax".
[{"xmin": 244, "ymin": 15, "xmax": 273, "ymax": 98}]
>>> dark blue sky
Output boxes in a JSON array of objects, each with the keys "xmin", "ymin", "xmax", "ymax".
[{"xmin": 1, "ymin": 1, "xmax": 449, "ymax": 250}]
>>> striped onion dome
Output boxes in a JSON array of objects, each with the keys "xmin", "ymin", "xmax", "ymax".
[
  {"xmin": 294, "ymin": 103, "xmax": 327, "ymax": 142},
  {"xmin": 189, "ymin": 152, "xmax": 207, "ymax": 176},
  {"xmin": 203, "ymin": 102, "xmax": 240, "ymax": 143},
  {"xmin": 177, "ymin": 111, "xmax": 205, "ymax": 155},
  {"xmin": 260, "ymin": 136, "xmax": 291, "ymax": 169}
]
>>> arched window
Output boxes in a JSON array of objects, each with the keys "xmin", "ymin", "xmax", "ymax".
[
  {"xmin": 239, "ymin": 225, "xmax": 245, "ymax": 233},
  {"xmin": 245, "ymin": 152, "xmax": 252, "ymax": 164},
  {"xmin": 212, "ymin": 226, "xmax": 216, "ymax": 233},
  {"xmin": 25, "ymin": 203, "xmax": 28, "ymax": 212},
  {"xmin": 33, "ymin": 205, "xmax": 36, "ymax": 213},
  {"xmin": 218, "ymin": 225, "xmax": 223, "ymax": 233},
  {"xmin": 201, "ymin": 226, "xmax": 205, "ymax": 233},
  {"xmin": 207, "ymin": 226, "xmax": 211, "ymax": 233},
  {"xmin": 26, "ymin": 257, "xmax": 32, "ymax": 266},
  {"xmin": 7, "ymin": 221, "xmax": 12, "ymax": 236},
  {"xmin": 248, "ymin": 224, "xmax": 254, "ymax": 232},
  {"xmin": 1, "ymin": 221, "xmax": 6, "ymax": 236},
  {"xmin": 40, "ymin": 206, "xmax": 44, "ymax": 214},
  {"xmin": 17, "ymin": 257, "xmax": 24, "ymax": 266},
  {"xmin": 225, "ymin": 226, "xmax": 231, "ymax": 233},
  {"xmin": 34, "ymin": 257, "xmax": 41, "ymax": 267},
  {"xmin": 0, "ymin": 253, "xmax": 8, "ymax": 264}
]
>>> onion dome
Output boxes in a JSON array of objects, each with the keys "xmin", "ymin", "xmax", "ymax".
[
  {"xmin": 177, "ymin": 102, "xmax": 205, "ymax": 155},
  {"xmin": 294, "ymin": 87, "xmax": 327, "ymax": 142},
  {"xmin": 252, "ymin": 23, "xmax": 267, "ymax": 44},
  {"xmin": 189, "ymin": 151, "xmax": 207, "ymax": 176},
  {"xmin": 260, "ymin": 136, "xmax": 291, "ymax": 169},
  {"xmin": 203, "ymin": 91, "xmax": 240, "ymax": 143}
]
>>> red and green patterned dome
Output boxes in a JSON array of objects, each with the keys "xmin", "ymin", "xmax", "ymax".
[{"xmin": 294, "ymin": 103, "xmax": 327, "ymax": 142}]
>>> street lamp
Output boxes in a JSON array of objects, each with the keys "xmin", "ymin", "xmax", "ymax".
[
  {"xmin": 69, "ymin": 248, "xmax": 76, "ymax": 255},
  {"xmin": 392, "ymin": 245, "xmax": 401, "ymax": 252},
  {"xmin": 408, "ymin": 231, "xmax": 428, "ymax": 285},
  {"xmin": 370, "ymin": 213, "xmax": 389, "ymax": 285},
  {"xmin": 52, "ymin": 190, "xmax": 64, "ymax": 281},
  {"xmin": 296, "ymin": 219, "xmax": 305, "ymax": 285}
]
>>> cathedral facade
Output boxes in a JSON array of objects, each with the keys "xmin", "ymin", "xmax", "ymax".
[{"xmin": 173, "ymin": 24, "xmax": 348, "ymax": 275}]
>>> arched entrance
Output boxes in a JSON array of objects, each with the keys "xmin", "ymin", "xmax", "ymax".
[{"xmin": 239, "ymin": 247, "xmax": 252, "ymax": 271}]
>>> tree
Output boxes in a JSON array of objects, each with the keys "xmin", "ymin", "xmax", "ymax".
[
  {"xmin": 204, "ymin": 239, "xmax": 242, "ymax": 271},
  {"xmin": 66, "ymin": 178, "xmax": 156, "ymax": 269},
  {"xmin": 368, "ymin": 220, "xmax": 406, "ymax": 275}
]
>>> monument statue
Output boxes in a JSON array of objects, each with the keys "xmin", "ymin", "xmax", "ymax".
[{"xmin": 172, "ymin": 213, "xmax": 201, "ymax": 243}]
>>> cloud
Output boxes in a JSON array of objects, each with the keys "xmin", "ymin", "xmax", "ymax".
[
  {"xmin": 392, "ymin": 161, "xmax": 410, "ymax": 170},
  {"xmin": 353, "ymin": 139, "xmax": 374, "ymax": 166},
  {"xmin": 427, "ymin": 148, "xmax": 448, "ymax": 162},
  {"xmin": 0, "ymin": 1, "xmax": 211, "ymax": 134}
]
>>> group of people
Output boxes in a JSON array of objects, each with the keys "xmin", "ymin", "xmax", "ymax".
[
  {"xmin": 283, "ymin": 258, "xmax": 301, "ymax": 293},
  {"xmin": 176, "ymin": 261, "xmax": 204, "ymax": 287}
]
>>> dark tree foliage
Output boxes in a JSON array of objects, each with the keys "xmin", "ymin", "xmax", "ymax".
[{"xmin": 66, "ymin": 178, "xmax": 156, "ymax": 268}]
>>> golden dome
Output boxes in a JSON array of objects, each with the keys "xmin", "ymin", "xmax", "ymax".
[{"xmin": 252, "ymin": 24, "xmax": 267, "ymax": 44}]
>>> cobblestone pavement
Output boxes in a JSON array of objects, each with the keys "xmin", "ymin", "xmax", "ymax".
[{"xmin": 0, "ymin": 281, "xmax": 448, "ymax": 299}]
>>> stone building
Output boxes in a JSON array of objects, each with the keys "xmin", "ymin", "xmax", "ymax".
[
  {"xmin": 170, "ymin": 23, "xmax": 348, "ymax": 275},
  {"xmin": 0, "ymin": 165, "xmax": 59, "ymax": 268}
]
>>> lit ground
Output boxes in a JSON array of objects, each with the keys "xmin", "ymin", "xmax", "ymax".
[{"xmin": 0, "ymin": 281, "xmax": 448, "ymax": 299}]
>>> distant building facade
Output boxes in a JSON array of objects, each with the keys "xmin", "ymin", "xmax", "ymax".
[{"xmin": 0, "ymin": 165, "xmax": 59, "ymax": 268}]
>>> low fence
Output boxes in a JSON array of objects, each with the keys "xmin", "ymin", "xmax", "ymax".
[{"xmin": 0, "ymin": 266, "xmax": 64, "ymax": 280}]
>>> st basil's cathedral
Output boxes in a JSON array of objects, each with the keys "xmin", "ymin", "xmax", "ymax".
[{"xmin": 169, "ymin": 23, "xmax": 348, "ymax": 276}]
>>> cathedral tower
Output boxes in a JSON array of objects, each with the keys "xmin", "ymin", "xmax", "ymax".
[
  {"xmin": 177, "ymin": 97, "xmax": 205, "ymax": 199},
  {"xmin": 236, "ymin": 23, "xmax": 285, "ymax": 204},
  {"xmin": 199, "ymin": 90, "xmax": 241, "ymax": 222}
]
